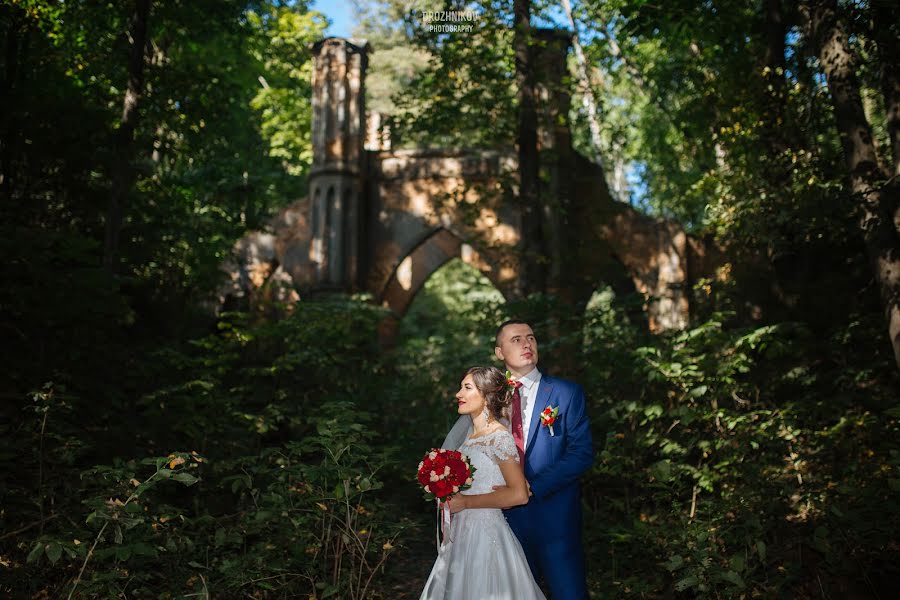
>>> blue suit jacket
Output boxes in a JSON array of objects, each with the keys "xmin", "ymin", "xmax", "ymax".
[{"xmin": 504, "ymin": 374, "xmax": 594, "ymax": 542}]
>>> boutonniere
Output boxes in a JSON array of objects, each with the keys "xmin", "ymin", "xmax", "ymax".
[
  {"xmin": 540, "ymin": 406, "xmax": 560, "ymax": 436},
  {"xmin": 505, "ymin": 370, "xmax": 522, "ymax": 392}
]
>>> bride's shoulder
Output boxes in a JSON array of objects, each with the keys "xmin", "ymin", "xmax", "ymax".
[
  {"xmin": 492, "ymin": 426, "xmax": 514, "ymax": 442},
  {"xmin": 488, "ymin": 428, "xmax": 518, "ymax": 462}
]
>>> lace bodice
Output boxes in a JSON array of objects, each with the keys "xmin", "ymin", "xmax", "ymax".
[{"xmin": 459, "ymin": 429, "xmax": 519, "ymax": 495}]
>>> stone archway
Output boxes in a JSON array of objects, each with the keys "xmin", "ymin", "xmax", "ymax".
[
  {"xmin": 379, "ymin": 228, "xmax": 507, "ymax": 316},
  {"xmin": 219, "ymin": 36, "xmax": 726, "ymax": 334}
]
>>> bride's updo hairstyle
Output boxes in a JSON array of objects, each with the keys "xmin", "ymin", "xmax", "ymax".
[{"xmin": 465, "ymin": 366, "xmax": 512, "ymax": 421}]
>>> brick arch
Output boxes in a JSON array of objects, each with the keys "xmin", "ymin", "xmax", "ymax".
[
  {"xmin": 582, "ymin": 253, "xmax": 650, "ymax": 329},
  {"xmin": 221, "ymin": 37, "xmax": 720, "ymax": 333},
  {"xmin": 378, "ymin": 228, "xmax": 507, "ymax": 316}
]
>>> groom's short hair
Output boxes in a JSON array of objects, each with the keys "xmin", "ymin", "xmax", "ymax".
[{"xmin": 495, "ymin": 319, "xmax": 533, "ymax": 346}]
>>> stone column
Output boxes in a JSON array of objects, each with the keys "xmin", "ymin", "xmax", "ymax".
[{"xmin": 308, "ymin": 38, "xmax": 370, "ymax": 291}]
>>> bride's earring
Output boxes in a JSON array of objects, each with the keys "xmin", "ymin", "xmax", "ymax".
[{"xmin": 482, "ymin": 405, "xmax": 491, "ymax": 423}]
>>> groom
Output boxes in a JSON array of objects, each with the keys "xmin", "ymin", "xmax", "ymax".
[{"xmin": 443, "ymin": 319, "xmax": 593, "ymax": 599}]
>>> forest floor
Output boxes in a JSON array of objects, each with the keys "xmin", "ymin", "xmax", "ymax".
[{"xmin": 379, "ymin": 515, "xmax": 433, "ymax": 598}]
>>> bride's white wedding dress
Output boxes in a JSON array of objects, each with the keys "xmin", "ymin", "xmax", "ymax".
[{"xmin": 420, "ymin": 428, "xmax": 546, "ymax": 600}]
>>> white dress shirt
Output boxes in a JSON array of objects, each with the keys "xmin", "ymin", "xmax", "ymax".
[{"xmin": 517, "ymin": 368, "xmax": 542, "ymax": 450}]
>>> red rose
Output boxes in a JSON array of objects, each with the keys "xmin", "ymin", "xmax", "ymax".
[
  {"xmin": 431, "ymin": 479, "xmax": 452, "ymax": 499},
  {"xmin": 417, "ymin": 468, "xmax": 431, "ymax": 486},
  {"xmin": 449, "ymin": 460, "xmax": 468, "ymax": 483}
]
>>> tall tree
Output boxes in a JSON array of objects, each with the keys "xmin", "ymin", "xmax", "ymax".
[
  {"xmin": 514, "ymin": 0, "xmax": 544, "ymax": 293},
  {"xmin": 868, "ymin": 0, "xmax": 900, "ymax": 179},
  {"xmin": 801, "ymin": 0, "xmax": 900, "ymax": 367},
  {"xmin": 759, "ymin": 0, "xmax": 791, "ymax": 155},
  {"xmin": 104, "ymin": 0, "xmax": 152, "ymax": 270}
]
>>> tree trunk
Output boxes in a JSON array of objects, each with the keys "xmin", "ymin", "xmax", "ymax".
[
  {"xmin": 869, "ymin": 0, "xmax": 900, "ymax": 178},
  {"xmin": 514, "ymin": 0, "xmax": 544, "ymax": 294},
  {"xmin": 1, "ymin": 10, "xmax": 28, "ymax": 204},
  {"xmin": 104, "ymin": 0, "xmax": 151, "ymax": 271},
  {"xmin": 760, "ymin": 0, "xmax": 792, "ymax": 155},
  {"xmin": 868, "ymin": 0, "xmax": 900, "ymax": 235},
  {"xmin": 802, "ymin": 0, "xmax": 900, "ymax": 369}
]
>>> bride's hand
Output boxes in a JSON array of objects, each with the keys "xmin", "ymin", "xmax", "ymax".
[{"xmin": 448, "ymin": 494, "xmax": 467, "ymax": 514}]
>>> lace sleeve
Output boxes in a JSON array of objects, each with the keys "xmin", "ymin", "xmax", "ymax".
[{"xmin": 490, "ymin": 430, "xmax": 519, "ymax": 464}]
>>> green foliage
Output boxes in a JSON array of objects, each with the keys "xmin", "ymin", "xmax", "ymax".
[
  {"xmin": 2, "ymin": 299, "xmax": 404, "ymax": 598},
  {"xmin": 579, "ymin": 290, "xmax": 899, "ymax": 598},
  {"xmin": 387, "ymin": 1, "xmax": 517, "ymax": 149},
  {"xmin": 1, "ymin": 0, "xmax": 322, "ymax": 325},
  {"xmin": 2, "ymin": 1, "xmax": 899, "ymax": 599},
  {"xmin": 248, "ymin": 5, "xmax": 325, "ymax": 176},
  {"xmin": 570, "ymin": 0, "xmax": 875, "ymax": 280},
  {"xmin": 351, "ymin": 0, "xmax": 431, "ymax": 116}
]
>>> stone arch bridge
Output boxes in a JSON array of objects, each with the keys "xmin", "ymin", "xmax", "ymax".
[{"xmin": 222, "ymin": 35, "xmax": 722, "ymax": 332}]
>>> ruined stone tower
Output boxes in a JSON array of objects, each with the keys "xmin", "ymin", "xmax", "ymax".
[
  {"xmin": 308, "ymin": 38, "xmax": 370, "ymax": 291},
  {"xmin": 222, "ymin": 34, "xmax": 715, "ymax": 333}
]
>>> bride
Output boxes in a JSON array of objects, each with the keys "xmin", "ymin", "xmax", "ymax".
[{"xmin": 420, "ymin": 366, "xmax": 546, "ymax": 600}]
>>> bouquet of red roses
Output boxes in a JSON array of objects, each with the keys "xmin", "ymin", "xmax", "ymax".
[{"xmin": 416, "ymin": 448, "xmax": 476, "ymax": 501}]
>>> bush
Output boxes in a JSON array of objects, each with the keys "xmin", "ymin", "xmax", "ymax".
[{"xmin": 2, "ymin": 298, "xmax": 403, "ymax": 598}]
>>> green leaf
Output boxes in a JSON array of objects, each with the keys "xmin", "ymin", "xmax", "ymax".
[
  {"xmin": 27, "ymin": 542, "xmax": 44, "ymax": 564},
  {"xmin": 719, "ymin": 570, "xmax": 745, "ymax": 588},
  {"xmin": 254, "ymin": 510, "xmax": 273, "ymax": 523},
  {"xmin": 688, "ymin": 385, "xmax": 708, "ymax": 398},
  {"xmin": 663, "ymin": 554, "xmax": 684, "ymax": 571},
  {"xmin": 46, "ymin": 542, "xmax": 63, "ymax": 565},
  {"xmin": 173, "ymin": 472, "xmax": 199, "ymax": 486},
  {"xmin": 643, "ymin": 404, "xmax": 663, "ymax": 419},
  {"xmin": 131, "ymin": 542, "xmax": 158, "ymax": 557},
  {"xmin": 756, "ymin": 540, "xmax": 766, "ymax": 561},
  {"xmin": 675, "ymin": 575, "xmax": 698, "ymax": 591},
  {"xmin": 650, "ymin": 460, "xmax": 672, "ymax": 482},
  {"xmin": 115, "ymin": 545, "xmax": 132, "ymax": 561}
]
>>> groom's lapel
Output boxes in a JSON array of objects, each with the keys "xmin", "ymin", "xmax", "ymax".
[{"xmin": 526, "ymin": 377, "xmax": 553, "ymax": 456}]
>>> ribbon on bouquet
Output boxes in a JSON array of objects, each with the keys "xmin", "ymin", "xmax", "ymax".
[{"xmin": 435, "ymin": 499, "xmax": 453, "ymax": 551}]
